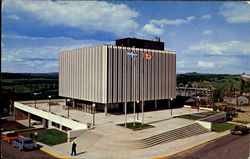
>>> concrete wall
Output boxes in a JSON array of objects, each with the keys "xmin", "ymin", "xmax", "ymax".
[
  {"xmin": 14, "ymin": 102, "xmax": 87, "ymax": 130},
  {"xmin": 68, "ymin": 129, "xmax": 86, "ymax": 142},
  {"xmin": 201, "ymin": 112, "xmax": 227, "ymax": 123},
  {"xmin": 59, "ymin": 45, "xmax": 176, "ymax": 104},
  {"xmin": 14, "ymin": 107, "xmax": 28, "ymax": 120},
  {"xmin": 195, "ymin": 121, "xmax": 212, "ymax": 131},
  {"xmin": 59, "ymin": 45, "xmax": 107, "ymax": 104}
]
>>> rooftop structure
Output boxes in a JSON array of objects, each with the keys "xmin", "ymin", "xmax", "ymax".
[{"xmin": 116, "ymin": 37, "xmax": 164, "ymax": 50}]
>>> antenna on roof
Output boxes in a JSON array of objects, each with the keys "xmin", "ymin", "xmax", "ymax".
[{"xmin": 154, "ymin": 37, "xmax": 160, "ymax": 42}]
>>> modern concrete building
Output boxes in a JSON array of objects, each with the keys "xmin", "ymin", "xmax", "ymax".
[{"xmin": 59, "ymin": 38, "xmax": 176, "ymax": 113}]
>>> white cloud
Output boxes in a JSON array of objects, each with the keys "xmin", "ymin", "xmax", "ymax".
[
  {"xmin": 186, "ymin": 16, "xmax": 196, "ymax": 22},
  {"xmin": 140, "ymin": 16, "xmax": 196, "ymax": 36},
  {"xmin": 2, "ymin": 35, "xmax": 114, "ymax": 73},
  {"xmin": 201, "ymin": 14, "xmax": 211, "ymax": 19},
  {"xmin": 3, "ymin": 1, "xmax": 139, "ymax": 36},
  {"xmin": 6, "ymin": 14, "xmax": 20, "ymax": 20},
  {"xmin": 203, "ymin": 30, "xmax": 212, "ymax": 35},
  {"xmin": 188, "ymin": 41, "xmax": 250, "ymax": 55},
  {"xmin": 149, "ymin": 16, "xmax": 196, "ymax": 26},
  {"xmin": 197, "ymin": 61, "xmax": 215, "ymax": 68},
  {"xmin": 141, "ymin": 24, "xmax": 164, "ymax": 36},
  {"xmin": 219, "ymin": 2, "xmax": 250, "ymax": 23}
]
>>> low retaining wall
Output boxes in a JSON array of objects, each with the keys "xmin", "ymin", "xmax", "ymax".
[
  {"xmin": 196, "ymin": 112, "xmax": 227, "ymax": 131},
  {"xmin": 199, "ymin": 107, "xmax": 213, "ymax": 111},
  {"xmin": 14, "ymin": 101, "xmax": 87, "ymax": 130},
  {"xmin": 201, "ymin": 112, "xmax": 226, "ymax": 122},
  {"xmin": 195, "ymin": 121, "xmax": 212, "ymax": 131},
  {"xmin": 68, "ymin": 129, "xmax": 86, "ymax": 142}
]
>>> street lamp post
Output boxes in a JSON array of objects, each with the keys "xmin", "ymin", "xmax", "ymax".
[
  {"xmin": 170, "ymin": 98, "xmax": 173, "ymax": 115},
  {"xmin": 136, "ymin": 101, "xmax": 139, "ymax": 120},
  {"xmin": 48, "ymin": 95, "xmax": 51, "ymax": 112},
  {"xmin": 34, "ymin": 93, "xmax": 38, "ymax": 108},
  {"xmin": 67, "ymin": 99, "xmax": 70, "ymax": 118},
  {"xmin": 197, "ymin": 96, "xmax": 200, "ymax": 112},
  {"xmin": 92, "ymin": 103, "xmax": 96, "ymax": 127}
]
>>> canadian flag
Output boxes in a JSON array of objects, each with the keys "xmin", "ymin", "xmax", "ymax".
[{"xmin": 144, "ymin": 53, "xmax": 154, "ymax": 60}]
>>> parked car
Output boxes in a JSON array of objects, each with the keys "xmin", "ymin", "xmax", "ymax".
[
  {"xmin": 12, "ymin": 137, "xmax": 37, "ymax": 151},
  {"xmin": 2, "ymin": 131, "xmax": 20, "ymax": 143},
  {"xmin": 230, "ymin": 125, "xmax": 249, "ymax": 135}
]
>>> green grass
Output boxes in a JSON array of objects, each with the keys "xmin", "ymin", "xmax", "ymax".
[
  {"xmin": 233, "ymin": 120, "xmax": 250, "ymax": 124},
  {"xmin": 175, "ymin": 111, "xmax": 222, "ymax": 121},
  {"xmin": 175, "ymin": 114, "xmax": 204, "ymax": 120},
  {"xmin": 118, "ymin": 122, "xmax": 154, "ymax": 131},
  {"xmin": 209, "ymin": 111, "xmax": 222, "ymax": 115},
  {"xmin": 212, "ymin": 123, "xmax": 236, "ymax": 132},
  {"xmin": 37, "ymin": 129, "xmax": 67, "ymax": 146}
]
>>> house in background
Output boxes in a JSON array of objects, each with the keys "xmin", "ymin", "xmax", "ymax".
[{"xmin": 223, "ymin": 94, "xmax": 249, "ymax": 105}]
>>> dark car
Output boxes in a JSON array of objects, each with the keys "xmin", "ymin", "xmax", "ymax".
[
  {"xmin": 12, "ymin": 137, "xmax": 37, "ymax": 151},
  {"xmin": 230, "ymin": 125, "xmax": 249, "ymax": 135}
]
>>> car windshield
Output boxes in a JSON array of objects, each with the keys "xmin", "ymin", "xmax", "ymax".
[
  {"xmin": 24, "ymin": 140, "xmax": 34, "ymax": 144},
  {"xmin": 7, "ymin": 133, "xmax": 18, "ymax": 137}
]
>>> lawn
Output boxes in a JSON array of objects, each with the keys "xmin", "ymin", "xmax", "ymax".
[
  {"xmin": 232, "ymin": 120, "xmax": 250, "ymax": 124},
  {"xmin": 175, "ymin": 111, "xmax": 222, "ymax": 120},
  {"xmin": 118, "ymin": 122, "xmax": 154, "ymax": 131},
  {"xmin": 175, "ymin": 114, "xmax": 204, "ymax": 120},
  {"xmin": 37, "ymin": 129, "xmax": 67, "ymax": 145},
  {"xmin": 212, "ymin": 123, "xmax": 236, "ymax": 132}
]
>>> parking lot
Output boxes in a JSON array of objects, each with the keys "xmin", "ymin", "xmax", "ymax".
[{"xmin": 1, "ymin": 140, "xmax": 57, "ymax": 159}]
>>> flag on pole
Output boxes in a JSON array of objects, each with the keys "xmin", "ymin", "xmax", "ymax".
[
  {"xmin": 127, "ymin": 51, "xmax": 138, "ymax": 58},
  {"xmin": 144, "ymin": 53, "xmax": 153, "ymax": 60}
]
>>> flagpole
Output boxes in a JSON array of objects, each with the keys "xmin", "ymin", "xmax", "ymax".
[
  {"xmin": 142, "ymin": 52, "xmax": 144, "ymax": 125},
  {"xmin": 133, "ymin": 48, "xmax": 136, "ymax": 127},
  {"xmin": 125, "ymin": 47, "xmax": 127, "ymax": 128}
]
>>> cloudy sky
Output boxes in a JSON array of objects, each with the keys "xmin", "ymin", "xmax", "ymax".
[{"xmin": 2, "ymin": 1, "xmax": 250, "ymax": 74}]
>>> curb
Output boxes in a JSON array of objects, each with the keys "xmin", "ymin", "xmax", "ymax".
[
  {"xmin": 152, "ymin": 133, "xmax": 230, "ymax": 159},
  {"xmin": 40, "ymin": 148, "xmax": 71, "ymax": 159}
]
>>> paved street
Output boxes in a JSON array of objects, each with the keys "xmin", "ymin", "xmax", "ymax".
[
  {"xmin": 169, "ymin": 134, "xmax": 250, "ymax": 159},
  {"xmin": 1, "ymin": 141, "xmax": 57, "ymax": 159}
]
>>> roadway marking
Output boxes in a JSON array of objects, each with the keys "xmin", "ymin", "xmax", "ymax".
[
  {"xmin": 40, "ymin": 148, "xmax": 71, "ymax": 159},
  {"xmin": 152, "ymin": 133, "xmax": 230, "ymax": 159}
]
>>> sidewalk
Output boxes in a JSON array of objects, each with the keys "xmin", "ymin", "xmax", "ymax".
[
  {"xmin": 39, "ymin": 117, "xmax": 250, "ymax": 159},
  {"xmin": 40, "ymin": 130, "xmax": 232, "ymax": 159},
  {"xmin": 37, "ymin": 104, "xmax": 250, "ymax": 159}
]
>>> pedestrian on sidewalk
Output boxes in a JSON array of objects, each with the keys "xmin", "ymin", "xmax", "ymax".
[
  {"xmin": 34, "ymin": 131, "xmax": 38, "ymax": 141},
  {"xmin": 71, "ymin": 140, "xmax": 77, "ymax": 156}
]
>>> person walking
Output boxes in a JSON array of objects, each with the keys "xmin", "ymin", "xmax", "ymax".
[
  {"xmin": 34, "ymin": 131, "xmax": 38, "ymax": 141},
  {"xmin": 71, "ymin": 140, "xmax": 77, "ymax": 156}
]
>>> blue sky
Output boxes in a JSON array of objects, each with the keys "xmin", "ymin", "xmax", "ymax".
[{"xmin": 2, "ymin": 1, "xmax": 250, "ymax": 74}]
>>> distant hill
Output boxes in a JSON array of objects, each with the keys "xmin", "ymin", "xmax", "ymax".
[{"xmin": 1, "ymin": 72, "xmax": 59, "ymax": 79}]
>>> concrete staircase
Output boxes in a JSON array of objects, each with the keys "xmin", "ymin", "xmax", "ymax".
[
  {"xmin": 137, "ymin": 123, "xmax": 209, "ymax": 149},
  {"xmin": 85, "ymin": 123, "xmax": 209, "ymax": 150}
]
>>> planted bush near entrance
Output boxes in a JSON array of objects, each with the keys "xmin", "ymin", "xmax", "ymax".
[
  {"xmin": 175, "ymin": 115, "xmax": 204, "ymax": 120},
  {"xmin": 118, "ymin": 122, "xmax": 154, "ymax": 131},
  {"xmin": 38, "ymin": 129, "xmax": 67, "ymax": 145}
]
